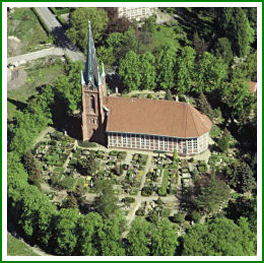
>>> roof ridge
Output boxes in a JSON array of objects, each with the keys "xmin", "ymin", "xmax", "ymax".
[{"xmin": 189, "ymin": 105, "xmax": 199, "ymax": 137}]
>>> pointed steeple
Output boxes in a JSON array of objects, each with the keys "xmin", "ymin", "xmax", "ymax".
[
  {"xmin": 81, "ymin": 70, "xmax": 85, "ymax": 85},
  {"xmin": 97, "ymin": 65, "xmax": 102, "ymax": 86},
  {"xmin": 84, "ymin": 20, "xmax": 99, "ymax": 86},
  {"xmin": 101, "ymin": 62, "xmax": 105, "ymax": 78}
]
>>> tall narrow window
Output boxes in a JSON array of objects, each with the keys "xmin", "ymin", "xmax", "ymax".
[{"xmin": 91, "ymin": 96, "xmax": 96, "ymax": 113}]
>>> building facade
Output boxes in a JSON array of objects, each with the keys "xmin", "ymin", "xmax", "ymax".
[
  {"xmin": 81, "ymin": 22, "xmax": 212, "ymax": 156},
  {"xmin": 117, "ymin": 7, "xmax": 157, "ymax": 21}
]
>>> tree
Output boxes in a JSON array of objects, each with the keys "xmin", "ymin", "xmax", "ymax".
[
  {"xmin": 75, "ymin": 212, "xmax": 104, "ymax": 255},
  {"xmin": 106, "ymin": 27, "xmax": 139, "ymax": 64},
  {"xmin": 217, "ymin": 8, "xmax": 254, "ymax": 57},
  {"xmin": 119, "ymin": 50, "xmax": 141, "ymax": 92},
  {"xmin": 67, "ymin": 7, "xmax": 108, "ymax": 51},
  {"xmin": 182, "ymin": 217, "xmax": 256, "ymax": 256},
  {"xmin": 174, "ymin": 46, "xmax": 196, "ymax": 95},
  {"xmin": 53, "ymin": 208, "xmax": 80, "ymax": 255},
  {"xmin": 194, "ymin": 52, "xmax": 227, "ymax": 94},
  {"xmin": 94, "ymin": 183, "xmax": 119, "ymax": 218},
  {"xmin": 157, "ymin": 46, "xmax": 176, "ymax": 91},
  {"xmin": 217, "ymin": 128, "xmax": 231, "ymax": 153},
  {"xmin": 195, "ymin": 92, "xmax": 214, "ymax": 120},
  {"xmin": 193, "ymin": 31, "xmax": 208, "ymax": 55},
  {"xmin": 53, "ymin": 58, "xmax": 83, "ymax": 115},
  {"xmin": 214, "ymin": 37, "xmax": 233, "ymax": 65},
  {"xmin": 23, "ymin": 152, "xmax": 41, "ymax": 188},
  {"xmin": 221, "ymin": 79, "xmax": 254, "ymax": 121},
  {"xmin": 225, "ymin": 196, "xmax": 257, "ymax": 233},
  {"xmin": 98, "ymin": 216, "xmax": 126, "ymax": 256},
  {"xmin": 194, "ymin": 175, "xmax": 230, "ymax": 214},
  {"xmin": 140, "ymin": 52, "xmax": 156, "ymax": 90},
  {"xmin": 77, "ymin": 152, "xmax": 99, "ymax": 176},
  {"xmin": 151, "ymin": 219, "xmax": 179, "ymax": 256},
  {"xmin": 126, "ymin": 217, "xmax": 151, "ymax": 256},
  {"xmin": 222, "ymin": 160, "xmax": 255, "ymax": 193},
  {"xmin": 165, "ymin": 89, "xmax": 173, "ymax": 101}
]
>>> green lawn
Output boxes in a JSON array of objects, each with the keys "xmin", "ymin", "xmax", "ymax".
[
  {"xmin": 7, "ymin": 8, "xmax": 52, "ymax": 56},
  {"xmin": 7, "ymin": 233, "xmax": 39, "ymax": 256},
  {"xmin": 7, "ymin": 57, "xmax": 65, "ymax": 120}
]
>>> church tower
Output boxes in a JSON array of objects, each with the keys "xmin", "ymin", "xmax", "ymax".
[{"xmin": 81, "ymin": 21, "xmax": 106, "ymax": 142}]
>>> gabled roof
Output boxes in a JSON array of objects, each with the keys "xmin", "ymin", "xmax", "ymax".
[{"xmin": 104, "ymin": 97, "xmax": 212, "ymax": 138}]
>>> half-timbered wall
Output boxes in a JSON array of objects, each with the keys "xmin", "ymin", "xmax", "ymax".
[{"xmin": 107, "ymin": 132, "xmax": 209, "ymax": 155}]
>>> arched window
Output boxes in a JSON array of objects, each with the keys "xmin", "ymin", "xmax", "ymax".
[{"xmin": 90, "ymin": 96, "xmax": 96, "ymax": 113}]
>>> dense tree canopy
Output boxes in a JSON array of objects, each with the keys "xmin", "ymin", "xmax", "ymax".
[
  {"xmin": 67, "ymin": 7, "xmax": 109, "ymax": 51},
  {"xmin": 182, "ymin": 217, "xmax": 256, "ymax": 256}
]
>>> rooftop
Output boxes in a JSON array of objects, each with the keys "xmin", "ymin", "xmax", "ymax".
[{"xmin": 104, "ymin": 97, "xmax": 212, "ymax": 138}]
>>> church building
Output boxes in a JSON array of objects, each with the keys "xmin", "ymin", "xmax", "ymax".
[{"xmin": 81, "ymin": 22, "xmax": 212, "ymax": 156}]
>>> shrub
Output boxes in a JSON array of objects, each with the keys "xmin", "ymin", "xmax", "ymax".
[
  {"xmin": 117, "ymin": 151, "xmax": 127, "ymax": 161},
  {"xmin": 172, "ymin": 213, "xmax": 185, "ymax": 224},
  {"xmin": 141, "ymin": 186, "xmax": 153, "ymax": 197},
  {"xmin": 109, "ymin": 150, "xmax": 118, "ymax": 156},
  {"xmin": 158, "ymin": 170, "xmax": 169, "ymax": 196},
  {"xmin": 58, "ymin": 176, "xmax": 76, "ymax": 190},
  {"xmin": 122, "ymin": 197, "xmax": 135, "ymax": 204},
  {"xmin": 78, "ymin": 140, "xmax": 97, "ymax": 148}
]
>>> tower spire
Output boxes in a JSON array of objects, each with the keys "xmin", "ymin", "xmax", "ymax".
[{"xmin": 84, "ymin": 20, "xmax": 99, "ymax": 86}]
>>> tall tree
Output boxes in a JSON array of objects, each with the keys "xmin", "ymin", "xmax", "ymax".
[
  {"xmin": 217, "ymin": 8, "xmax": 254, "ymax": 57},
  {"xmin": 140, "ymin": 52, "xmax": 156, "ymax": 90},
  {"xmin": 182, "ymin": 217, "xmax": 256, "ymax": 256},
  {"xmin": 67, "ymin": 7, "xmax": 109, "ymax": 51},
  {"xmin": 53, "ymin": 208, "xmax": 80, "ymax": 255},
  {"xmin": 214, "ymin": 37, "xmax": 234, "ymax": 65},
  {"xmin": 151, "ymin": 219, "xmax": 179, "ymax": 256},
  {"xmin": 194, "ymin": 52, "xmax": 227, "ymax": 94},
  {"xmin": 174, "ymin": 46, "xmax": 196, "ymax": 95},
  {"xmin": 118, "ymin": 50, "xmax": 141, "ymax": 92},
  {"xmin": 126, "ymin": 217, "xmax": 151, "ymax": 256},
  {"xmin": 157, "ymin": 46, "xmax": 177, "ymax": 91}
]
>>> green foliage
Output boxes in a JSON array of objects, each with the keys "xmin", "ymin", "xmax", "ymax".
[
  {"xmin": 175, "ymin": 46, "xmax": 196, "ymax": 95},
  {"xmin": 221, "ymin": 79, "xmax": 255, "ymax": 121},
  {"xmin": 77, "ymin": 152, "xmax": 99, "ymax": 176},
  {"xmin": 217, "ymin": 129, "xmax": 231, "ymax": 153},
  {"xmin": 23, "ymin": 152, "xmax": 41, "ymax": 188},
  {"xmin": 172, "ymin": 213, "xmax": 185, "ymax": 224},
  {"xmin": 151, "ymin": 219, "xmax": 178, "ymax": 256},
  {"xmin": 221, "ymin": 160, "xmax": 255, "ymax": 193},
  {"xmin": 217, "ymin": 8, "xmax": 254, "ymax": 57},
  {"xmin": 140, "ymin": 52, "xmax": 156, "ymax": 90},
  {"xmin": 157, "ymin": 46, "xmax": 176, "ymax": 91},
  {"xmin": 214, "ymin": 37, "xmax": 233, "ymax": 65},
  {"xmin": 67, "ymin": 7, "xmax": 108, "ymax": 51},
  {"xmin": 53, "ymin": 208, "xmax": 80, "ymax": 255},
  {"xmin": 94, "ymin": 183, "xmax": 119, "ymax": 218},
  {"xmin": 232, "ymin": 51, "xmax": 257, "ymax": 82},
  {"xmin": 182, "ymin": 217, "xmax": 256, "ymax": 256},
  {"xmin": 53, "ymin": 58, "xmax": 82, "ymax": 115},
  {"xmin": 195, "ymin": 92, "xmax": 214, "ymax": 120},
  {"xmin": 158, "ymin": 170, "xmax": 169, "ymax": 196},
  {"xmin": 9, "ymin": 85, "xmax": 54, "ymax": 156},
  {"xmin": 194, "ymin": 175, "xmax": 230, "ymax": 214},
  {"xmin": 141, "ymin": 186, "xmax": 153, "ymax": 197},
  {"xmin": 194, "ymin": 52, "xmax": 227, "ymax": 94},
  {"xmin": 119, "ymin": 50, "xmax": 141, "ymax": 92}
]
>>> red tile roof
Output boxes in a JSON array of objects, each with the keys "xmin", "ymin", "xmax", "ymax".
[
  {"xmin": 104, "ymin": 97, "xmax": 212, "ymax": 138},
  {"xmin": 249, "ymin": 81, "xmax": 257, "ymax": 93}
]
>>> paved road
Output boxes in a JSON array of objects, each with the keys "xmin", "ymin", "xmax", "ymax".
[
  {"xmin": 7, "ymin": 47, "xmax": 64, "ymax": 65},
  {"xmin": 34, "ymin": 7, "xmax": 84, "ymax": 62}
]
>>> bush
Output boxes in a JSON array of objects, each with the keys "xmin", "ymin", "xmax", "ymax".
[
  {"xmin": 109, "ymin": 150, "xmax": 118, "ymax": 156},
  {"xmin": 122, "ymin": 197, "xmax": 135, "ymax": 204},
  {"xmin": 158, "ymin": 170, "xmax": 169, "ymax": 196},
  {"xmin": 172, "ymin": 213, "xmax": 185, "ymax": 224},
  {"xmin": 78, "ymin": 140, "xmax": 97, "ymax": 148},
  {"xmin": 117, "ymin": 151, "xmax": 127, "ymax": 161},
  {"xmin": 58, "ymin": 177, "xmax": 76, "ymax": 190},
  {"xmin": 141, "ymin": 186, "xmax": 153, "ymax": 197}
]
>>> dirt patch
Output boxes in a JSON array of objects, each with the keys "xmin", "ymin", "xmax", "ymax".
[
  {"xmin": 8, "ymin": 36, "xmax": 22, "ymax": 57},
  {"xmin": 7, "ymin": 68, "xmax": 27, "ymax": 90}
]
